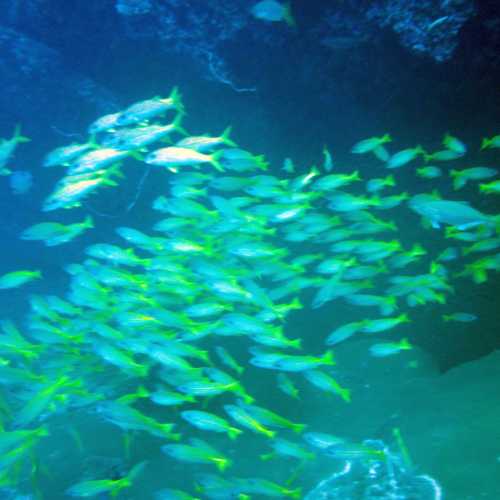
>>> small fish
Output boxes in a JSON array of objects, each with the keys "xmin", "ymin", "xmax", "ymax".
[
  {"xmin": 325, "ymin": 321, "xmax": 366, "ymax": 345},
  {"xmin": 117, "ymin": 87, "xmax": 183, "ymax": 126},
  {"xmin": 424, "ymin": 149, "xmax": 463, "ymax": 162},
  {"xmin": 97, "ymin": 401, "xmax": 180, "ymax": 440},
  {"xmin": 150, "ymin": 388, "xmax": 195, "ymax": 407},
  {"xmin": 409, "ymin": 194, "xmax": 493, "ymax": 230},
  {"xmin": 181, "ymin": 410, "xmax": 242, "ymax": 440},
  {"xmin": 0, "ymin": 270, "xmax": 42, "ymax": 289},
  {"xmin": 277, "ymin": 373, "xmax": 300, "ymax": 399},
  {"xmin": 322, "ymin": 145, "xmax": 334, "ymax": 171},
  {"xmin": 436, "ymin": 247, "xmax": 459, "ymax": 262},
  {"xmin": 313, "ymin": 171, "xmax": 361, "ymax": 191},
  {"xmin": 251, "ymin": 0, "xmax": 295, "ymax": 26},
  {"xmin": 442, "ymin": 312, "xmax": 478, "ymax": 322},
  {"xmin": 366, "ymin": 174, "xmax": 395, "ymax": 193},
  {"xmin": 176, "ymin": 126, "xmax": 236, "ymax": 152},
  {"xmin": 463, "ymin": 237, "xmax": 500, "ymax": 255},
  {"xmin": 69, "ymin": 147, "xmax": 132, "ymax": 175},
  {"xmin": 303, "ymin": 432, "xmax": 345, "ymax": 450},
  {"xmin": 238, "ymin": 400, "xmax": 306, "ymax": 433},
  {"xmin": 328, "ymin": 193, "xmax": 380, "ymax": 212},
  {"xmin": 116, "ymin": 386, "xmax": 150, "ymax": 405},
  {"xmin": 351, "ymin": 134, "xmax": 391, "ymax": 154},
  {"xmin": 21, "ymin": 216, "xmax": 93, "ymax": 246},
  {"xmin": 43, "ymin": 141, "xmax": 95, "ymax": 167},
  {"xmin": 66, "ymin": 461, "xmax": 146, "ymax": 498},
  {"xmin": 450, "ymin": 167, "xmax": 498, "ymax": 190},
  {"xmin": 154, "ymin": 489, "xmax": 200, "ymax": 500},
  {"xmin": 42, "ymin": 170, "xmax": 119, "ymax": 211},
  {"xmin": 377, "ymin": 192, "xmax": 409, "ymax": 209},
  {"xmin": 94, "ymin": 342, "xmax": 149, "ymax": 377},
  {"xmin": 325, "ymin": 440, "xmax": 386, "ymax": 461},
  {"xmin": 224, "ymin": 404, "xmax": 276, "ymax": 438},
  {"xmin": 479, "ymin": 180, "xmax": 500, "ymax": 194},
  {"xmin": 416, "ymin": 166, "xmax": 442, "ymax": 179},
  {"xmin": 442, "ymin": 133, "xmax": 466, "ymax": 155},
  {"xmin": 0, "ymin": 426, "xmax": 48, "ymax": 456},
  {"xmin": 0, "ymin": 125, "xmax": 30, "ymax": 174},
  {"xmin": 250, "ymin": 349, "xmax": 335, "ymax": 372},
  {"xmin": 220, "ymin": 148, "xmax": 268, "ymax": 172},
  {"xmin": 387, "ymin": 146, "xmax": 425, "ymax": 169},
  {"xmin": 145, "ymin": 146, "xmax": 223, "ymax": 172},
  {"xmin": 162, "ymin": 438, "xmax": 231, "ymax": 472},
  {"xmin": 360, "ymin": 313, "xmax": 410, "ymax": 333},
  {"xmin": 282, "ymin": 157, "xmax": 295, "ymax": 173},
  {"xmin": 215, "ymin": 346, "xmax": 244, "ymax": 375},
  {"xmin": 15, "ymin": 375, "xmax": 78, "ymax": 427},
  {"xmin": 88, "ymin": 112, "xmax": 122, "ymax": 134},
  {"xmin": 262, "ymin": 437, "xmax": 315, "ymax": 462},
  {"xmin": 303, "ymin": 370, "xmax": 351, "ymax": 402},
  {"xmin": 369, "ymin": 338, "xmax": 413, "ymax": 357},
  {"xmin": 480, "ymin": 135, "xmax": 500, "ymax": 150},
  {"xmin": 237, "ymin": 477, "xmax": 301, "ymax": 499},
  {"xmin": 344, "ymin": 294, "xmax": 398, "ymax": 316}
]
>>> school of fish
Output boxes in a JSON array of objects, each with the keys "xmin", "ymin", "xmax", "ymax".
[{"xmin": 0, "ymin": 86, "xmax": 499, "ymax": 498}]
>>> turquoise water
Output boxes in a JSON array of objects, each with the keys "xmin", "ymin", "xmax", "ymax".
[{"xmin": 0, "ymin": 6, "xmax": 499, "ymax": 499}]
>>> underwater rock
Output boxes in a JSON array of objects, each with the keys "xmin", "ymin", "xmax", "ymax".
[
  {"xmin": 0, "ymin": 25, "xmax": 117, "ymax": 124},
  {"xmin": 365, "ymin": 0, "xmax": 475, "ymax": 62},
  {"xmin": 304, "ymin": 338, "xmax": 500, "ymax": 499}
]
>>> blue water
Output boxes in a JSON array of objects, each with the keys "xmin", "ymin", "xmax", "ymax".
[{"xmin": 0, "ymin": 2, "xmax": 499, "ymax": 499}]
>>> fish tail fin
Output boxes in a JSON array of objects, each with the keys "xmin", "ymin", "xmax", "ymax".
[
  {"xmin": 352, "ymin": 170, "xmax": 362, "ymax": 181},
  {"xmin": 415, "ymin": 144, "xmax": 426, "ymax": 156},
  {"xmin": 480, "ymin": 137, "xmax": 490, "ymax": 150},
  {"xmin": 256, "ymin": 154, "xmax": 269, "ymax": 170},
  {"xmin": 172, "ymin": 113, "xmax": 188, "ymax": 136},
  {"xmin": 136, "ymin": 385, "xmax": 150, "ymax": 398},
  {"xmin": 101, "ymin": 177, "xmax": 118, "ymax": 187},
  {"xmin": 400, "ymin": 338, "xmax": 412, "ymax": 350},
  {"xmin": 169, "ymin": 432, "xmax": 182, "ymax": 442},
  {"xmin": 340, "ymin": 387, "xmax": 351, "ymax": 403},
  {"xmin": 478, "ymin": 182, "xmax": 490, "ymax": 194},
  {"xmin": 286, "ymin": 487, "xmax": 302, "ymax": 499},
  {"xmin": 322, "ymin": 350, "xmax": 335, "ymax": 366},
  {"xmin": 169, "ymin": 86, "xmax": 184, "ymax": 113},
  {"xmin": 127, "ymin": 460, "xmax": 147, "ymax": 483},
  {"xmin": 13, "ymin": 124, "xmax": 30, "ymax": 143},
  {"xmin": 128, "ymin": 150, "xmax": 144, "ymax": 162},
  {"xmin": 88, "ymin": 134, "xmax": 100, "ymax": 149},
  {"xmin": 423, "ymin": 152, "xmax": 433, "ymax": 163},
  {"xmin": 221, "ymin": 125, "xmax": 237, "ymax": 147},
  {"xmin": 210, "ymin": 150, "xmax": 225, "ymax": 172},
  {"xmin": 450, "ymin": 169, "xmax": 461, "ymax": 190},
  {"xmin": 291, "ymin": 423, "xmax": 306, "ymax": 434},
  {"xmin": 83, "ymin": 215, "xmax": 94, "ymax": 229},
  {"xmin": 215, "ymin": 457, "xmax": 231, "ymax": 472},
  {"xmin": 400, "ymin": 313, "xmax": 411, "ymax": 323},
  {"xmin": 228, "ymin": 427, "xmax": 242, "ymax": 440},
  {"xmin": 283, "ymin": 2, "xmax": 296, "ymax": 27},
  {"xmin": 265, "ymin": 428, "xmax": 276, "ymax": 439}
]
